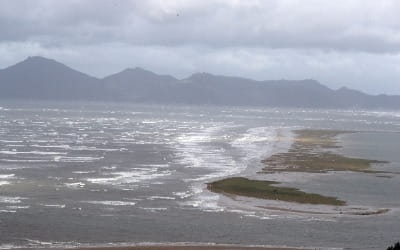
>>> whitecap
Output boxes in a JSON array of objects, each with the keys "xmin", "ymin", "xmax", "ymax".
[
  {"xmin": 0, "ymin": 174, "xmax": 15, "ymax": 179},
  {"xmin": 0, "ymin": 150, "xmax": 66, "ymax": 155},
  {"xmin": 0, "ymin": 196, "xmax": 25, "ymax": 204},
  {"xmin": 0, "ymin": 159, "xmax": 46, "ymax": 163},
  {"xmin": 138, "ymin": 207, "xmax": 167, "ymax": 212},
  {"xmin": 54, "ymin": 156, "xmax": 103, "ymax": 162},
  {"xmin": 146, "ymin": 196, "xmax": 175, "ymax": 200},
  {"xmin": 64, "ymin": 182, "xmax": 86, "ymax": 188},
  {"xmin": 86, "ymin": 168, "xmax": 172, "ymax": 186},
  {"xmin": 6, "ymin": 205, "xmax": 30, "ymax": 209},
  {"xmin": 84, "ymin": 200, "xmax": 136, "ymax": 206},
  {"xmin": 72, "ymin": 171, "xmax": 96, "ymax": 174},
  {"xmin": 41, "ymin": 204, "xmax": 66, "ymax": 208},
  {"xmin": 0, "ymin": 210, "xmax": 16, "ymax": 213},
  {"xmin": 0, "ymin": 244, "xmax": 19, "ymax": 249}
]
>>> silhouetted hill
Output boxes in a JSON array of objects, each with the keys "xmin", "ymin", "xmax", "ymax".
[
  {"xmin": 103, "ymin": 67, "xmax": 178, "ymax": 102},
  {"xmin": 1, "ymin": 56, "xmax": 400, "ymax": 109},
  {"xmin": 0, "ymin": 56, "xmax": 105, "ymax": 100}
]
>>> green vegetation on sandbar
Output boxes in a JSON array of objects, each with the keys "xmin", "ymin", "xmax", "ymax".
[
  {"xmin": 207, "ymin": 177, "xmax": 345, "ymax": 206},
  {"xmin": 262, "ymin": 129, "xmax": 388, "ymax": 174}
]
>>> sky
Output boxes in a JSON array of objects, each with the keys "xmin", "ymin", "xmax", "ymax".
[{"xmin": 0, "ymin": 0, "xmax": 400, "ymax": 95}]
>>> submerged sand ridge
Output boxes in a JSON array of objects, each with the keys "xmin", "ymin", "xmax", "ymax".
[{"xmin": 207, "ymin": 129, "xmax": 392, "ymax": 213}]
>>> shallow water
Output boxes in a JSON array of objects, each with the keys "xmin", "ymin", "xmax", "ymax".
[{"xmin": 0, "ymin": 102, "xmax": 399, "ymax": 250}]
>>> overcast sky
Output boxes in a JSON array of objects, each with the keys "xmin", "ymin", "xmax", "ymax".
[{"xmin": 1, "ymin": 0, "xmax": 400, "ymax": 94}]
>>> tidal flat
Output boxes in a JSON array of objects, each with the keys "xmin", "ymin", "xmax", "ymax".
[{"xmin": 208, "ymin": 129, "xmax": 390, "ymax": 207}]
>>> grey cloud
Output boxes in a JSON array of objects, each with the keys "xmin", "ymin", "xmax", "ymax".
[{"xmin": 1, "ymin": 0, "xmax": 400, "ymax": 53}]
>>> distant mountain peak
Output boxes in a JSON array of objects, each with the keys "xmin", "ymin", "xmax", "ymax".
[
  {"xmin": 189, "ymin": 72, "xmax": 215, "ymax": 78},
  {"xmin": 120, "ymin": 67, "xmax": 154, "ymax": 75},
  {"xmin": 9, "ymin": 56, "xmax": 97, "ymax": 81},
  {"xmin": 26, "ymin": 55, "xmax": 49, "ymax": 60},
  {"xmin": 103, "ymin": 67, "xmax": 177, "ymax": 83},
  {"xmin": 0, "ymin": 56, "xmax": 102, "ymax": 101},
  {"xmin": 13, "ymin": 56, "xmax": 70, "ymax": 71},
  {"xmin": 133, "ymin": 66, "xmax": 147, "ymax": 71},
  {"xmin": 23, "ymin": 56, "xmax": 57, "ymax": 64},
  {"xmin": 192, "ymin": 72, "xmax": 213, "ymax": 76},
  {"xmin": 185, "ymin": 72, "xmax": 229, "ymax": 82}
]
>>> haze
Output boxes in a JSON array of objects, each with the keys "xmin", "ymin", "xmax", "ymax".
[{"xmin": 1, "ymin": 0, "xmax": 400, "ymax": 95}]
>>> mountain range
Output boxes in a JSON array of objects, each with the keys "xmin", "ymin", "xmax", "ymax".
[{"xmin": 0, "ymin": 56, "xmax": 399, "ymax": 109}]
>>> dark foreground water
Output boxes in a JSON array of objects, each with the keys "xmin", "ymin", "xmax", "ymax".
[{"xmin": 0, "ymin": 102, "xmax": 399, "ymax": 250}]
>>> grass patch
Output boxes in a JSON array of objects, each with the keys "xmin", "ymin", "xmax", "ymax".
[
  {"xmin": 207, "ymin": 177, "xmax": 345, "ymax": 206},
  {"xmin": 262, "ymin": 129, "xmax": 388, "ymax": 174}
]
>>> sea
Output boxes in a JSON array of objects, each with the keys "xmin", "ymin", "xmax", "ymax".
[{"xmin": 0, "ymin": 101, "xmax": 399, "ymax": 250}]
